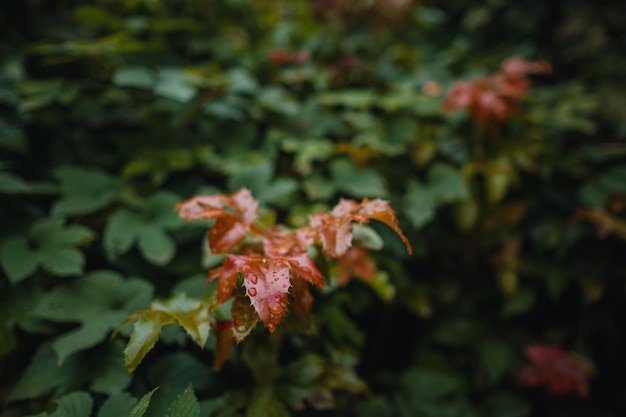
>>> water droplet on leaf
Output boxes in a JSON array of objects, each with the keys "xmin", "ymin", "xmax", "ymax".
[
  {"xmin": 250, "ymin": 275, "xmax": 258, "ymax": 284},
  {"xmin": 269, "ymin": 304, "xmax": 284, "ymax": 315},
  {"xmin": 248, "ymin": 287, "xmax": 257, "ymax": 296}
]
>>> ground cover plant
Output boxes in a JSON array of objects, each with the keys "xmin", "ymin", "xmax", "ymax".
[{"xmin": 1, "ymin": 0, "xmax": 626, "ymax": 416}]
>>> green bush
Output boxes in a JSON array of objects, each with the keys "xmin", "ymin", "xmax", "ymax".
[{"xmin": 1, "ymin": 1, "xmax": 625, "ymax": 416}]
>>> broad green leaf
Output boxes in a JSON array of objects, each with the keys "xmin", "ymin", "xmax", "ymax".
[
  {"xmin": 0, "ymin": 236, "xmax": 39, "ymax": 283},
  {"xmin": 97, "ymin": 393, "xmax": 138, "ymax": 417},
  {"xmin": 404, "ymin": 181, "xmax": 436, "ymax": 228},
  {"xmin": 89, "ymin": 340, "xmax": 131, "ymax": 394},
  {"xmin": 479, "ymin": 340, "xmax": 513, "ymax": 383},
  {"xmin": 246, "ymin": 393, "xmax": 290, "ymax": 417},
  {"xmin": 402, "ymin": 369, "xmax": 457, "ymax": 400},
  {"xmin": 0, "ymin": 322, "xmax": 17, "ymax": 357},
  {"xmin": 128, "ymin": 388, "xmax": 159, "ymax": 417},
  {"xmin": 0, "ymin": 172, "xmax": 31, "ymax": 193},
  {"xmin": 257, "ymin": 86, "xmax": 298, "ymax": 116},
  {"xmin": 281, "ymin": 138, "xmax": 334, "ymax": 175},
  {"xmin": 8, "ymin": 343, "xmax": 81, "ymax": 401},
  {"xmin": 137, "ymin": 225, "xmax": 176, "ymax": 265},
  {"xmin": 428, "ymin": 163, "xmax": 469, "ymax": 203},
  {"xmin": 330, "ymin": 159, "xmax": 387, "ymax": 198},
  {"xmin": 484, "ymin": 393, "xmax": 531, "ymax": 417},
  {"xmin": 51, "ymin": 392, "xmax": 93, "ymax": 417},
  {"xmin": 154, "ymin": 68, "xmax": 196, "ymax": 102},
  {"xmin": 38, "ymin": 247, "xmax": 85, "ymax": 277},
  {"xmin": 113, "ymin": 66, "xmax": 155, "ymax": 89},
  {"xmin": 104, "ymin": 209, "xmax": 144, "ymax": 259},
  {"xmin": 34, "ymin": 270, "xmax": 153, "ymax": 362},
  {"xmin": 166, "ymin": 384, "xmax": 200, "ymax": 417},
  {"xmin": 52, "ymin": 166, "xmax": 122, "ymax": 215}
]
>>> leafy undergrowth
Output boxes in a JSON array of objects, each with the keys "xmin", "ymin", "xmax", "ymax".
[{"xmin": 1, "ymin": 0, "xmax": 626, "ymax": 416}]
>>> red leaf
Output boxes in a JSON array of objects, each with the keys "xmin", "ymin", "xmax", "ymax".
[
  {"xmin": 213, "ymin": 320, "xmax": 234, "ymax": 370},
  {"xmin": 291, "ymin": 276, "xmax": 314, "ymax": 320},
  {"xmin": 286, "ymin": 253, "xmax": 324, "ymax": 288},
  {"xmin": 310, "ymin": 198, "xmax": 412, "ymax": 258},
  {"xmin": 262, "ymin": 226, "xmax": 316, "ymax": 257},
  {"xmin": 208, "ymin": 255, "xmax": 247, "ymax": 304},
  {"xmin": 519, "ymin": 344, "xmax": 596, "ymax": 398},
  {"xmin": 176, "ymin": 188, "xmax": 259, "ymax": 253},
  {"xmin": 241, "ymin": 257, "xmax": 291, "ymax": 332},
  {"xmin": 337, "ymin": 245, "xmax": 376, "ymax": 285}
]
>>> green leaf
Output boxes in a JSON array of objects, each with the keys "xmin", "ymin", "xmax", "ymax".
[
  {"xmin": 51, "ymin": 392, "xmax": 93, "ymax": 417},
  {"xmin": 479, "ymin": 340, "xmax": 513, "ymax": 383},
  {"xmin": 38, "ymin": 247, "xmax": 85, "ymax": 276},
  {"xmin": 34, "ymin": 270, "xmax": 153, "ymax": 363},
  {"xmin": 113, "ymin": 66, "xmax": 156, "ymax": 89},
  {"xmin": 404, "ymin": 181, "xmax": 436, "ymax": 228},
  {"xmin": 124, "ymin": 316, "xmax": 165, "ymax": 374},
  {"xmin": 502, "ymin": 288, "xmax": 535, "ymax": 317},
  {"xmin": 104, "ymin": 209, "xmax": 144, "ymax": 259},
  {"xmin": 128, "ymin": 388, "xmax": 159, "ymax": 417},
  {"xmin": 246, "ymin": 393, "xmax": 290, "ymax": 417},
  {"xmin": 0, "ymin": 236, "xmax": 39, "ymax": 283},
  {"xmin": 52, "ymin": 166, "xmax": 122, "ymax": 215},
  {"xmin": 0, "ymin": 172, "xmax": 31, "ymax": 193},
  {"xmin": 166, "ymin": 384, "xmax": 200, "ymax": 417},
  {"xmin": 428, "ymin": 163, "xmax": 469, "ymax": 204},
  {"xmin": 330, "ymin": 159, "xmax": 387, "ymax": 198},
  {"xmin": 137, "ymin": 225, "xmax": 176, "ymax": 265},
  {"xmin": 402, "ymin": 369, "xmax": 457, "ymax": 400},
  {"xmin": 98, "ymin": 393, "xmax": 138, "ymax": 417}
]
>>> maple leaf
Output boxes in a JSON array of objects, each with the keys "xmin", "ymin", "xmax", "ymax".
[
  {"xmin": 519, "ymin": 344, "xmax": 596, "ymax": 398},
  {"xmin": 176, "ymin": 188, "xmax": 258, "ymax": 253},
  {"xmin": 309, "ymin": 198, "xmax": 412, "ymax": 258},
  {"xmin": 208, "ymin": 253, "xmax": 323, "ymax": 332}
]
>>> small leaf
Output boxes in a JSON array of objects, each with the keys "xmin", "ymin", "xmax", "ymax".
[
  {"xmin": 51, "ymin": 392, "xmax": 93, "ymax": 417},
  {"xmin": 480, "ymin": 340, "xmax": 513, "ymax": 383},
  {"xmin": 124, "ymin": 316, "xmax": 165, "ymax": 373},
  {"xmin": 38, "ymin": 247, "xmax": 85, "ymax": 277},
  {"xmin": 502, "ymin": 288, "xmax": 535, "ymax": 317},
  {"xmin": 97, "ymin": 393, "xmax": 138, "ymax": 417},
  {"xmin": 166, "ymin": 384, "xmax": 200, "ymax": 417},
  {"xmin": 137, "ymin": 225, "xmax": 176, "ymax": 265},
  {"xmin": 127, "ymin": 388, "xmax": 159, "ymax": 417},
  {"xmin": 330, "ymin": 159, "xmax": 387, "ymax": 198},
  {"xmin": 0, "ymin": 236, "xmax": 39, "ymax": 283},
  {"xmin": 428, "ymin": 163, "xmax": 470, "ymax": 203},
  {"xmin": 231, "ymin": 294, "xmax": 258, "ymax": 343},
  {"xmin": 113, "ymin": 66, "xmax": 155, "ymax": 89},
  {"xmin": 104, "ymin": 209, "xmax": 144, "ymax": 259},
  {"xmin": 402, "ymin": 369, "xmax": 457, "ymax": 400},
  {"xmin": 404, "ymin": 181, "xmax": 437, "ymax": 228}
]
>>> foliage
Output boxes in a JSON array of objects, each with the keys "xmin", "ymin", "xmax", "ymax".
[{"xmin": 1, "ymin": 0, "xmax": 626, "ymax": 416}]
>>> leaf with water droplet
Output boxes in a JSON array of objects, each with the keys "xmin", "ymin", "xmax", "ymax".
[{"xmin": 231, "ymin": 294, "xmax": 258, "ymax": 343}]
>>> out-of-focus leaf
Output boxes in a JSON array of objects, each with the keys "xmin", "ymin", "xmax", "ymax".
[
  {"xmin": 97, "ymin": 393, "xmax": 138, "ymax": 417},
  {"xmin": 479, "ymin": 340, "xmax": 513, "ymax": 383},
  {"xmin": 404, "ymin": 181, "xmax": 436, "ymax": 228},
  {"xmin": 502, "ymin": 287, "xmax": 535, "ymax": 317},
  {"xmin": 52, "ymin": 166, "xmax": 122, "ymax": 215},
  {"xmin": 246, "ymin": 392, "xmax": 290, "ymax": 417},
  {"xmin": 113, "ymin": 66, "xmax": 155, "ymax": 89},
  {"xmin": 330, "ymin": 159, "xmax": 387, "ymax": 198},
  {"xmin": 166, "ymin": 384, "xmax": 200, "ymax": 417}
]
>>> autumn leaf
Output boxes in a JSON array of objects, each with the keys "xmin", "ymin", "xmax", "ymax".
[
  {"xmin": 519, "ymin": 344, "xmax": 596, "ymax": 398},
  {"xmin": 309, "ymin": 198, "xmax": 412, "ymax": 258},
  {"xmin": 208, "ymin": 254, "xmax": 324, "ymax": 332},
  {"xmin": 336, "ymin": 245, "xmax": 376, "ymax": 285},
  {"xmin": 176, "ymin": 188, "xmax": 258, "ymax": 253},
  {"xmin": 213, "ymin": 320, "xmax": 234, "ymax": 370}
]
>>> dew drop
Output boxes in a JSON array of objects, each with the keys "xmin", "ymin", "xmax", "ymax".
[
  {"xmin": 250, "ymin": 275, "xmax": 258, "ymax": 284},
  {"xmin": 248, "ymin": 288, "xmax": 257, "ymax": 296},
  {"xmin": 267, "ymin": 323, "xmax": 275, "ymax": 331},
  {"xmin": 269, "ymin": 304, "xmax": 284, "ymax": 315},
  {"xmin": 237, "ymin": 325, "xmax": 247, "ymax": 332},
  {"xmin": 262, "ymin": 258, "xmax": 268, "ymax": 264}
]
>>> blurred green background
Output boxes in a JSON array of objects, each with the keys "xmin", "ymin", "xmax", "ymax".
[{"xmin": 1, "ymin": 1, "xmax": 625, "ymax": 416}]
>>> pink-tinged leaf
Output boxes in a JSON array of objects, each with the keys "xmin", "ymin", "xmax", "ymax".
[
  {"xmin": 336, "ymin": 245, "xmax": 376, "ymax": 285},
  {"xmin": 291, "ymin": 276, "xmax": 314, "ymax": 320},
  {"xmin": 356, "ymin": 199, "xmax": 412, "ymax": 255},
  {"xmin": 231, "ymin": 294, "xmax": 258, "ymax": 343},
  {"xmin": 177, "ymin": 188, "xmax": 259, "ymax": 253},
  {"xmin": 309, "ymin": 212, "xmax": 353, "ymax": 258},
  {"xmin": 213, "ymin": 320, "xmax": 233, "ymax": 370},
  {"xmin": 286, "ymin": 253, "xmax": 324, "ymax": 289},
  {"xmin": 262, "ymin": 226, "xmax": 314, "ymax": 257},
  {"xmin": 241, "ymin": 257, "xmax": 291, "ymax": 332},
  {"xmin": 208, "ymin": 255, "xmax": 247, "ymax": 304},
  {"xmin": 209, "ymin": 214, "xmax": 250, "ymax": 253},
  {"xmin": 519, "ymin": 344, "xmax": 596, "ymax": 398}
]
